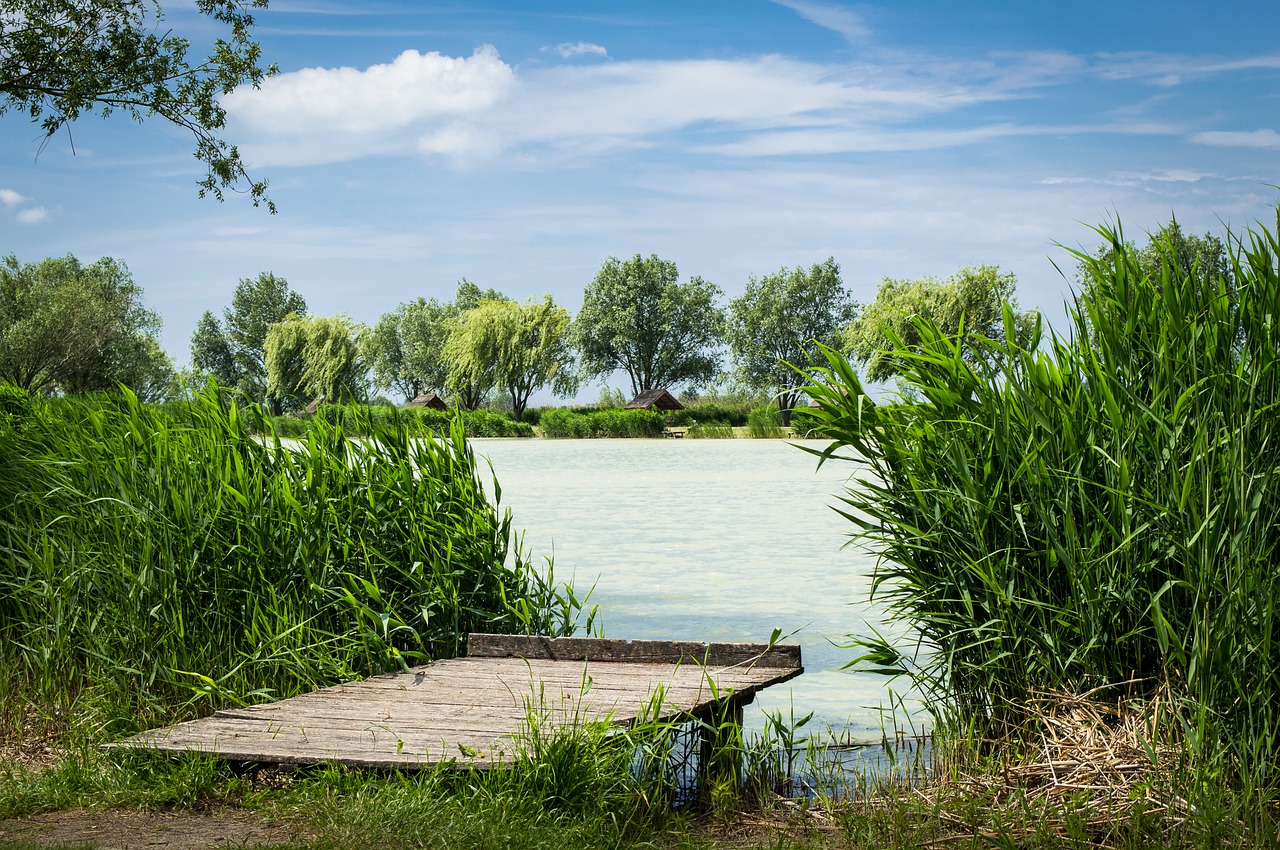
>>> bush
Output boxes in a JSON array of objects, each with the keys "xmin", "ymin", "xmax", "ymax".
[
  {"xmin": 281, "ymin": 405, "xmax": 533, "ymax": 438},
  {"xmin": 805, "ymin": 208, "xmax": 1280, "ymax": 786},
  {"xmin": 0, "ymin": 389, "xmax": 580, "ymax": 725},
  {"xmin": 539, "ymin": 408, "xmax": 664, "ymax": 438}
]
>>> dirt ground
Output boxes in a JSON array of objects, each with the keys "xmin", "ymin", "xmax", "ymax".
[{"xmin": 0, "ymin": 807, "xmax": 309, "ymax": 849}]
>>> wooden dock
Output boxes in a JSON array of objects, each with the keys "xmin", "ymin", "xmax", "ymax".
[{"xmin": 107, "ymin": 634, "xmax": 803, "ymax": 770}]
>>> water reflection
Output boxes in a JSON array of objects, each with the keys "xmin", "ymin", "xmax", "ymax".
[{"xmin": 473, "ymin": 437, "xmax": 922, "ymax": 740}]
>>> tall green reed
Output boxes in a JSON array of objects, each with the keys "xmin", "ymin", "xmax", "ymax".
[
  {"xmin": 0, "ymin": 387, "xmax": 585, "ymax": 730},
  {"xmin": 803, "ymin": 208, "xmax": 1280, "ymax": 791}
]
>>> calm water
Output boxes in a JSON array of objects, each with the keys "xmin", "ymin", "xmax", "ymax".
[{"xmin": 473, "ymin": 437, "xmax": 921, "ymax": 740}]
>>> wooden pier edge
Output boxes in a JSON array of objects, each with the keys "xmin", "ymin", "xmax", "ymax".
[{"xmin": 466, "ymin": 633, "xmax": 803, "ymax": 670}]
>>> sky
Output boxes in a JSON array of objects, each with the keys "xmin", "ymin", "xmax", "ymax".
[{"xmin": 3, "ymin": 0, "xmax": 1279, "ymax": 399}]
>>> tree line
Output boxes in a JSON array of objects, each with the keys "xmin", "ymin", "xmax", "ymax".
[{"xmin": 0, "ymin": 221, "xmax": 1228, "ymax": 419}]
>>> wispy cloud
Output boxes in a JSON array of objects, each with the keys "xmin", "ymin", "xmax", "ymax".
[
  {"xmin": 770, "ymin": 0, "xmax": 868, "ymax": 41},
  {"xmin": 0, "ymin": 188, "xmax": 26, "ymax": 207},
  {"xmin": 1192, "ymin": 129, "xmax": 1280, "ymax": 148},
  {"xmin": 550, "ymin": 41, "xmax": 608, "ymax": 59},
  {"xmin": 16, "ymin": 207, "xmax": 47, "ymax": 224}
]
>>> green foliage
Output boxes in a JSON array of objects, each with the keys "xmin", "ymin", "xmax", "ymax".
[
  {"xmin": 0, "ymin": 254, "xmax": 174, "ymax": 397},
  {"xmin": 0, "ymin": 382, "xmax": 29, "ymax": 432},
  {"xmin": 805, "ymin": 208, "xmax": 1280, "ymax": 789},
  {"xmin": 190, "ymin": 271, "xmax": 307, "ymax": 412},
  {"xmin": 443, "ymin": 297, "xmax": 577, "ymax": 422},
  {"xmin": 575, "ymin": 254, "xmax": 725, "ymax": 395},
  {"xmin": 668, "ymin": 399, "xmax": 757, "ymax": 427},
  {"xmin": 0, "ymin": 0, "xmax": 277, "ymax": 209},
  {"xmin": 298, "ymin": 404, "xmax": 533, "ymax": 438},
  {"xmin": 366, "ymin": 297, "xmax": 452, "ymax": 402},
  {"xmin": 0, "ymin": 388, "xmax": 579, "ymax": 724},
  {"xmin": 844, "ymin": 265, "xmax": 1038, "ymax": 382},
  {"xmin": 745, "ymin": 406, "xmax": 783, "ymax": 438},
  {"xmin": 685, "ymin": 421, "xmax": 734, "ymax": 438},
  {"xmin": 538, "ymin": 408, "xmax": 665, "ymax": 438},
  {"xmin": 727, "ymin": 258, "xmax": 857, "ymax": 422},
  {"xmin": 264, "ymin": 312, "xmax": 366, "ymax": 407}
]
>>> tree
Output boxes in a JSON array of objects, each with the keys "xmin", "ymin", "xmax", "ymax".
[
  {"xmin": 190, "ymin": 271, "xmax": 305, "ymax": 413},
  {"xmin": 264, "ymin": 313, "xmax": 366, "ymax": 408},
  {"xmin": 845, "ymin": 265, "xmax": 1038, "ymax": 382},
  {"xmin": 443, "ymin": 297, "xmax": 577, "ymax": 423},
  {"xmin": 726, "ymin": 258, "xmax": 857, "ymax": 425},
  {"xmin": 446, "ymin": 279, "xmax": 506, "ymax": 410},
  {"xmin": 1, "ymin": 0, "xmax": 276, "ymax": 209},
  {"xmin": 575, "ymin": 254, "xmax": 725, "ymax": 397},
  {"xmin": 366, "ymin": 297, "xmax": 457, "ymax": 402},
  {"xmin": 0, "ymin": 253, "xmax": 173, "ymax": 396}
]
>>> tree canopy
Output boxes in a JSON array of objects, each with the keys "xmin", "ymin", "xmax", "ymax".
[
  {"xmin": 443, "ymin": 297, "xmax": 577, "ymax": 422},
  {"xmin": 0, "ymin": 253, "xmax": 173, "ymax": 397},
  {"xmin": 1, "ymin": 0, "xmax": 276, "ymax": 209},
  {"xmin": 264, "ymin": 313, "xmax": 365, "ymax": 408},
  {"xmin": 190, "ymin": 271, "xmax": 305, "ymax": 413},
  {"xmin": 845, "ymin": 265, "xmax": 1038, "ymax": 382},
  {"xmin": 726, "ymin": 257, "xmax": 856, "ymax": 423},
  {"xmin": 575, "ymin": 254, "xmax": 725, "ymax": 396}
]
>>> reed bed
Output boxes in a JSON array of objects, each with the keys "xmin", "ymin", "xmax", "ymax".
[
  {"xmin": 804, "ymin": 208, "xmax": 1280, "ymax": 819},
  {"xmin": 0, "ymin": 388, "xmax": 584, "ymax": 735}
]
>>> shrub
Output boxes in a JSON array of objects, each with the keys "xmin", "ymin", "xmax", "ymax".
[
  {"xmin": 686, "ymin": 421, "xmax": 735, "ymax": 439},
  {"xmin": 538, "ymin": 408, "xmax": 664, "ymax": 438}
]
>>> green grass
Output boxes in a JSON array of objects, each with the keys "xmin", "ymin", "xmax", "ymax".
[
  {"xmin": 267, "ymin": 404, "xmax": 534, "ymax": 438},
  {"xmin": 803, "ymin": 207, "xmax": 1280, "ymax": 821},
  {"xmin": 0, "ymin": 388, "xmax": 586, "ymax": 738}
]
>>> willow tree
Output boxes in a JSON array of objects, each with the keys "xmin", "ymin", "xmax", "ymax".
[
  {"xmin": 845, "ymin": 265, "xmax": 1037, "ymax": 382},
  {"xmin": 265, "ymin": 313, "xmax": 366, "ymax": 408},
  {"xmin": 443, "ymin": 297, "xmax": 577, "ymax": 422}
]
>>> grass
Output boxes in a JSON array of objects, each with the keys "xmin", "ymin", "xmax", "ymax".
[
  {"xmin": 803, "ymin": 207, "xmax": 1280, "ymax": 831},
  {"xmin": 0, "ymin": 388, "xmax": 587, "ymax": 741}
]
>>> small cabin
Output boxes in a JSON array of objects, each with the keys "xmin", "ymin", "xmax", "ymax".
[
  {"xmin": 625, "ymin": 388, "xmax": 684, "ymax": 412},
  {"xmin": 405, "ymin": 393, "xmax": 448, "ymax": 411}
]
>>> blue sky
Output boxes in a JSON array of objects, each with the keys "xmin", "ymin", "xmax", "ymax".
[{"xmin": 3, "ymin": 0, "xmax": 1278, "ymax": 397}]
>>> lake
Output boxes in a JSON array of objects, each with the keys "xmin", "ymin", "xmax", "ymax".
[{"xmin": 473, "ymin": 437, "xmax": 922, "ymax": 741}]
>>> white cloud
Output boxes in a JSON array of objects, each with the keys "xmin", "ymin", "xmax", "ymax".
[
  {"xmin": 223, "ymin": 45, "xmax": 514, "ymax": 163},
  {"xmin": 0, "ymin": 189, "xmax": 26, "ymax": 207},
  {"xmin": 551, "ymin": 41, "xmax": 608, "ymax": 59},
  {"xmin": 770, "ymin": 0, "xmax": 869, "ymax": 41},
  {"xmin": 16, "ymin": 207, "xmax": 48, "ymax": 224},
  {"xmin": 1192, "ymin": 129, "xmax": 1280, "ymax": 149}
]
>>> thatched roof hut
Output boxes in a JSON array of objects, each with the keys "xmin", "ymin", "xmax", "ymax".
[
  {"xmin": 625, "ymin": 388, "xmax": 684, "ymax": 411},
  {"xmin": 405, "ymin": 393, "xmax": 448, "ymax": 411}
]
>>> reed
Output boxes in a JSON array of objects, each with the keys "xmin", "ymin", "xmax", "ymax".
[
  {"xmin": 0, "ymin": 387, "xmax": 584, "ymax": 731},
  {"xmin": 803, "ymin": 208, "xmax": 1280, "ymax": 807}
]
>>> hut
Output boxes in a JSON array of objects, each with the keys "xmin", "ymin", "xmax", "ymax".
[
  {"xmin": 405, "ymin": 393, "xmax": 448, "ymax": 411},
  {"xmin": 625, "ymin": 388, "xmax": 684, "ymax": 412},
  {"xmin": 304, "ymin": 396, "xmax": 325, "ymax": 415}
]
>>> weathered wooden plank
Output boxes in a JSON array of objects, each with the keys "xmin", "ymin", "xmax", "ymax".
[{"xmin": 466, "ymin": 634, "xmax": 802, "ymax": 668}]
